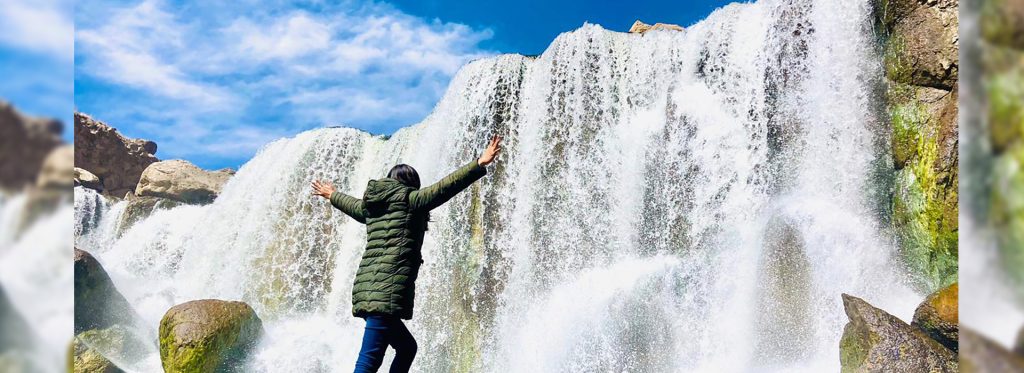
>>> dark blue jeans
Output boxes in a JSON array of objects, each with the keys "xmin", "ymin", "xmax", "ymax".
[{"xmin": 354, "ymin": 315, "xmax": 418, "ymax": 373}]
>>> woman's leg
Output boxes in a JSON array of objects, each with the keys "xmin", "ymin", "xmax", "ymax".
[
  {"xmin": 354, "ymin": 316, "xmax": 389, "ymax": 373},
  {"xmin": 386, "ymin": 319, "xmax": 418, "ymax": 373}
]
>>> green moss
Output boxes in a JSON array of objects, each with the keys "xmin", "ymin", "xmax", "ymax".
[
  {"xmin": 839, "ymin": 323, "xmax": 878, "ymax": 373},
  {"xmin": 889, "ymin": 84, "xmax": 958, "ymax": 291},
  {"xmin": 884, "ymin": 33, "xmax": 913, "ymax": 85},
  {"xmin": 987, "ymin": 70, "xmax": 1024, "ymax": 153},
  {"xmin": 991, "ymin": 144, "xmax": 1024, "ymax": 289},
  {"xmin": 159, "ymin": 301, "xmax": 263, "ymax": 373}
]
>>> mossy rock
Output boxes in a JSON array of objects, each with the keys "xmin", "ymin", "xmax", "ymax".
[
  {"xmin": 981, "ymin": 0, "xmax": 1024, "ymax": 50},
  {"xmin": 911, "ymin": 282, "xmax": 958, "ymax": 351},
  {"xmin": 991, "ymin": 143, "xmax": 1024, "ymax": 290},
  {"xmin": 71, "ymin": 325, "xmax": 146, "ymax": 373},
  {"xmin": 986, "ymin": 69, "xmax": 1024, "ymax": 153},
  {"xmin": 839, "ymin": 294, "xmax": 957, "ymax": 372},
  {"xmin": 159, "ymin": 299, "xmax": 263, "ymax": 373}
]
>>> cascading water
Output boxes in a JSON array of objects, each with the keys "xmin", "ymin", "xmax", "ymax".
[{"xmin": 74, "ymin": 0, "xmax": 927, "ymax": 371}]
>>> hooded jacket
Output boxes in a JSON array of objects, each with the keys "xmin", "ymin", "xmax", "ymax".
[{"xmin": 330, "ymin": 160, "xmax": 486, "ymax": 319}]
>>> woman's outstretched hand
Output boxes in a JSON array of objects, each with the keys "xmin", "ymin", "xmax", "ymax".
[
  {"xmin": 311, "ymin": 180, "xmax": 336, "ymax": 199},
  {"xmin": 477, "ymin": 135, "xmax": 502, "ymax": 166}
]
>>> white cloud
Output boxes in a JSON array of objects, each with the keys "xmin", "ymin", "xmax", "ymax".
[
  {"xmin": 74, "ymin": 0, "xmax": 496, "ymax": 168},
  {"xmin": 0, "ymin": 0, "xmax": 74, "ymax": 60}
]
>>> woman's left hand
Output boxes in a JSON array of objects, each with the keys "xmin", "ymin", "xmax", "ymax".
[{"xmin": 311, "ymin": 180, "xmax": 336, "ymax": 199}]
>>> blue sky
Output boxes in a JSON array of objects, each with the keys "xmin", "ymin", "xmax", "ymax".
[{"xmin": 68, "ymin": 0, "xmax": 734, "ymax": 170}]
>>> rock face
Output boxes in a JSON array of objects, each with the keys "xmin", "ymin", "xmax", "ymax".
[
  {"xmin": 74, "ymin": 113, "xmax": 158, "ymax": 197},
  {"xmin": 74, "ymin": 248, "xmax": 136, "ymax": 333},
  {"xmin": 628, "ymin": 20, "xmax": 683, "ymax": 34},
  {"xmin": 75, "ymin": 167, "xmax": 104, "ymax": 192},
  {"xmin": 135, "ymin": 160, "xmax": 233, "ymax": 204},
  {"xmin": 960, "ymin": 328, "xmax": 1024, "ymax": 373},
  {"xmin": 839, "ymin": 294, "xmax": 957, "ymax": 372},
  {"xmin": 877, "ymin": 0, "xmax": 958, "ymax": 89},
  {"xmin": 911, "ymin": 282, "xmax": 958, "ymax": 351},
  {"xmin": 0, "ymin": 101, "xmax": 63, "ymax": 192},
  {"xmin": 980, "ymin": 0, "xmax": 1024, "ymax": 297},
  {"xmin": 159, "ymin": 300, "xmax": 263, "ymax": 373},
  {"xmin": 874, "ymin": 0, "xmax": 959, "ymax": 290},
  {"xmin": 117, "ymin": 196, "xmax": 183, "ymax": 235}
]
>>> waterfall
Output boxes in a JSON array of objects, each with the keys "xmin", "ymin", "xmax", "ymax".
[{"xmin": 74, "ymin": 0, "xmax": 926, "ymax": 371}]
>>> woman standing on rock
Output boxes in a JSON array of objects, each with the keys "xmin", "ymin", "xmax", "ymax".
[{"xmin": 311, "ymin": 136, "xmax": 502, "ymax": 373}]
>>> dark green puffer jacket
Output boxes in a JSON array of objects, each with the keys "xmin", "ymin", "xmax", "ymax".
[{"xmin": 330, "ymin": 160, "xmax": 487, "ymax": 319}]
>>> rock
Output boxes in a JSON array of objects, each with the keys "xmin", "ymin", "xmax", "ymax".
[
  {"xmin": 0, "ymin": 101, "xmax": 63, "ymax": 192},
  {"xmin": 71, "ymin": 326, "xmax": 134, "ymax": 373},
  {"xmin": 116, "ymin": 196, "xmax": 183, "ymax": 235},
  {"xmin": 754, "ymin": 216, "xmax": 813, "ymax": 363},
  {"xmin": 890, "ymin": 84, "xmax": 959, "ymax": 291},
  {"xmin": 877, "ymin": 0, "xmax": 959, "ymax": 89},
  {"xmin": 911, "ymin": 282, "xmax": 958, "ymax": 351},
  {"xmin": 75, "ymin": 167, "xmax": 104, "ymax": 192},
  {"xmin": 960, "ymin": 327, "xmax": 1024, "ymax": 373},
  {"xmin": 135, "ymin": 160, "xmax": 233, "ymax": 204},
  {"xmin": 0, "ymin": 285, "xmax": 32, "ymax": 352},
  {"xmin": 982, "ymin": 0, "xmax": 1024, "ymax": 50},
  {"xmin": 839, "ymin": 294, "xmax": 957, "ymax": 372},
  {"xmin": 1016, "ymin": 326, "xmax": 1024, "ymax": 356},
  {"xmin": 74, "ymin": 248, "xmax": 136, "ymax": 333},
  {"xmin": 74, "ymin": 113, "xmax": 158, "ymax": 197},
  {"xmin": 628, "ymin": 20, "xmax": 683, "ymax": 34},
  {"xmin": 37, "ymin": 145, "xmax": 74, "ymax": 191},
  {"xmin": 159, "ymin": 300, "xmax": 263, "ymax": 373}
]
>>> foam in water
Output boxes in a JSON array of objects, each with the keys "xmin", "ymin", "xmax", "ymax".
[{"xmin": 74, "ymin": 0, "xmax": 926, "ymax": 371}]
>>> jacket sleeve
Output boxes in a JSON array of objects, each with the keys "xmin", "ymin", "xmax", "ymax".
[
  {"xmin": 329, "ymin": 191, "xmax": 367, "ymax": 223},
  {"xmin": 409, "ymin": 160, "xmax": 487, "ymax": 212}
]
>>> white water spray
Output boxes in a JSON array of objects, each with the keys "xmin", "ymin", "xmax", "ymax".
[{"xmin": 75, "ymin": 0, "xmax": 924, "ymax": 371}]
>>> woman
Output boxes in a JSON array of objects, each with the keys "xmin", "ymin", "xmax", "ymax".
[{"xmin": 311, "ymin": 135, "xmax": 502, "ymax": 373}]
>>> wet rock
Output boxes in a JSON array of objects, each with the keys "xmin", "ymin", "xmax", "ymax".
[
  {"xmin": 839, "ymin": 294, "xmax": 957, "ymax": 372},
  {"xmin": 628, "ymin": 20, "xmax": 683, "ymax": 34},
  {"xmin": 876, "ymin": 0, "xmax": 958, "ymax": 89},
  {"xmin": 0, "ymin": 285, "xmax": 32, "ymax": 352},
  {"xmin": 75, "ymin": 168, "xmax": 104, "ymax": 192},
  {"xmin": 911, "ymin": 282, "xmax": 958, "ymax": 351},
  {"xmin": 117, "ymin": 195, "xmax": 183, "ymax": 235},
  {"xmin": 960, "ymin": 327, "xmax": 1024, "ymax": 373},
  {"xmin": 74, "ymin": 113, "xmax": 158, "ymax": 197},
  {"xmin": 0, "ymin": 101, "xmax": 63, "ymax": 192},
  {"xmin": 74, "ymin": 248, "xmax": 136, "ymax": 333},
  {"xmin": 71, "ymin": 326, "xmax": 135, "ymax": 373},
  {"xmin": 754, "ymin": 216, "xmax": 812, "ymax": 363},
  {"xmin": 135, "ymin": 160, "xmax": 233, "ymax": 204},
  {"xmin": 890, "ymin": 84, "xmax": 959, "ymax": 290},
  {"xmin": 159, "ymin": 299, "xmax": 263, "ymax": 373},
  {"xmin": 1015, "ymin": 326, "xmax": 1024, "ymax": 356}
]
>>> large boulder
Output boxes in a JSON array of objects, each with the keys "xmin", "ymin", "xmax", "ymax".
[
  {"xmin": 877, "ymin": 0, "xmax": 958, "ymax": 90},
  {"xmin": 135, "ymin": 160, "xmax": 233, "ymax": 204},
  {"xmin": 74, "ymin": 248, "xmax": 136, "ymax": 333},
  {"xmin": 911, "ymin": 282, "xmax": 958, "ymax": 351},
  {"xmin": 159, "ymin": 300, "xmax": 263, "ymax": 373},
  {"xmin": 74, "ymin": 113, "xmax": 158, "ymax": 197},
  {"xmin": 960, "ymin": 327, "xmax": 1024, "ymax": 373},
  {"xmin": 37, "ymin": 144, "xmax": 74, "ymax": 191},
  {"xmin": 75, "ymin": 167, "xmax": 104, "ymax": 192},
  {"xmin": 0, "ymin": 101, "xmax": 63, "ymax": 192},
  {"xmin": 839, "ymin": 294, "xmax": 957, "ymax": 372}
]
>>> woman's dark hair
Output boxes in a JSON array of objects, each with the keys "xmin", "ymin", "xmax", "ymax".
[{"xmin": 388, "ymin": 164, "xmax": 420, "ymax": 189}]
